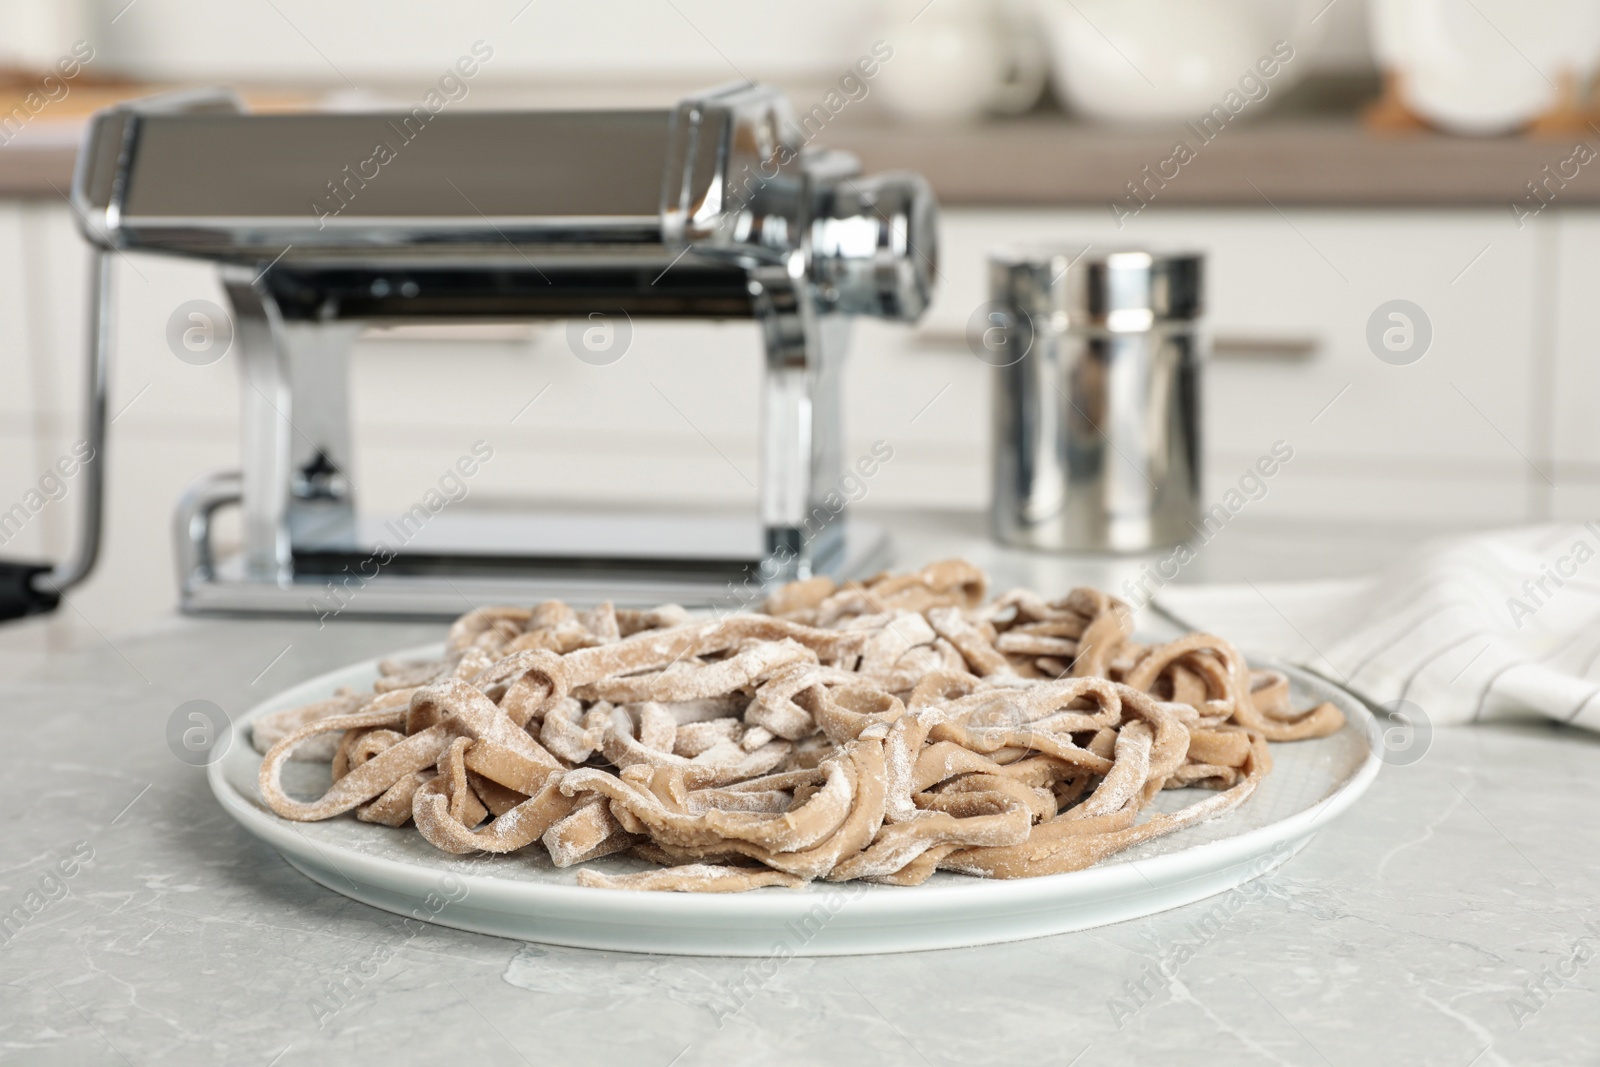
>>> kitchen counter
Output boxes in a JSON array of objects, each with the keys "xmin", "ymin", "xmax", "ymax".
[{"xmin": 2, "ymin": 511, "xmax": 1596, "ymax": 1066}]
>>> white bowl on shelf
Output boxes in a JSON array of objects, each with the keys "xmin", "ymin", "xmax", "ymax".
[
  {"xmin": 1033, "ymin": 0, "xmax": 1324, "ymax": 124},
  {"xmin": 1370, "ymin": 0, "xmax": 1600, "ymax": 135},
  {"xmin": 873, "ymin": 0, "xmax": 1050, "ymax": 124}
]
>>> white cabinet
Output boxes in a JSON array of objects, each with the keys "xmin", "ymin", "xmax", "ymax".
[
  {"xmin": 0, "ymin": 205, "xmax": 43, "ymax": 560},
  {"xmin": 0, "ymin": 203, "xmax": 96, "ymax": 567},
  {"xmin": 2, "ymin": 200, "xmax": 1586, "ymax": 636},
  {"xmin": 878, "ymin": 207, "xmax": 1552, "ymax": 524},
  {"xmin": 1553, "ymin": 213, "xmax": 1600, "ymax": 521}
]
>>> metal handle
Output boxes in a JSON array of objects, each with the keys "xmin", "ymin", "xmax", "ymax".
[
  {"xmin": 46, "ymin": 249, "xmax": 111, "ymax": 593},
  {"xmin": 912, "ymin": 328, "xmax": 1317, "ymax": 361},
  {"xmin": 0, "ymin": 248, "xmax": 110, "ymax": 621},
  {"xmin": 1210, "ymin": 333, "xmax": 1318, "ymax": 361}
]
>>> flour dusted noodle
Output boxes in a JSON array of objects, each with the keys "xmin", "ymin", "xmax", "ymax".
[{"xmin": 254, "ymin": 561, "xmax": 1344, "ymax": 891}]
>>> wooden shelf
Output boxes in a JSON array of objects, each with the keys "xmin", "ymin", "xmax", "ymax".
[
  {"xmin": 828, "ymin": 114, "xmax": 1599, "ymax": 209},
  {"xmin": 4, "ymin": 98, "xmax": 1595, "ymax": 209}
]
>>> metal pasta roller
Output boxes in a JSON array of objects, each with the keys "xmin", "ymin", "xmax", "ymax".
[{"xmin": 25, "ymin": 83, "xmax": 937, "ymax": 619}]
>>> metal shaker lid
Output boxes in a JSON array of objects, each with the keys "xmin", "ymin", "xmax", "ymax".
[{"xmin": 989, "ymin": 247, "xmax": 1203, "ymax": 331}]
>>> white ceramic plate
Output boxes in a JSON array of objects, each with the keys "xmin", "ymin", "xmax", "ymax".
[{"xmin": 208, "ymin": 644, "xmax": 1379, "ymax": 956}]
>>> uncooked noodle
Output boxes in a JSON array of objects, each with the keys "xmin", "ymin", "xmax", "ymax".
[{"xmin": 253, "ymin": 561, "xmax": 1343, "ymax": 891}]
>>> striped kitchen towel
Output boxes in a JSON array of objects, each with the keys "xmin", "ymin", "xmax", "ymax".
[{"xmin": 1154, "ymin": 523, "xmax": 1600, "ymax": 730}]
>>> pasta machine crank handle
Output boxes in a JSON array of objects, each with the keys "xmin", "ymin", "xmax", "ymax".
[{"xmin": 0, "ymin": 249, "xmax": 109, "ymax": 622}]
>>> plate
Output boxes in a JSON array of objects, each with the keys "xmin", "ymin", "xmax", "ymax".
[{"xmin": 208, "ymin": 643, "xmax": 1380, "ymax": 956}]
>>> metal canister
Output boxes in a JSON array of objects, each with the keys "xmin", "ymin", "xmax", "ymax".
[{"xmin": 987, "ymin": 247, "xmax": 1203, "ymax": 552}]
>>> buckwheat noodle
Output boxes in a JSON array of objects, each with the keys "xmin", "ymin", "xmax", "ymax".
[{"xmin": 253, "ymin": 561, "xmax": 1343, "ymax": 891}]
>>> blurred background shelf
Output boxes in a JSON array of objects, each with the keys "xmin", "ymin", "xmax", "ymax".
[
  {"xmin": 832, "ymin": 112, "xmax": 1600, "ymax": 207},
  {"xmin": 8, "ymin": 88, "xmax": 1600, "ymax": 207}
]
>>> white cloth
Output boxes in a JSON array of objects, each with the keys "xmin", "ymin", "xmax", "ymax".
[{"xmin": 1154, "ymin": 523, "xmax": 1600, "ymax": 730}]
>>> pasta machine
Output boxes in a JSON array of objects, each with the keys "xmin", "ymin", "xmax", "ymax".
[{"xmin": 6, "ymin": 84, "xmax": 936, "ymax": 619}]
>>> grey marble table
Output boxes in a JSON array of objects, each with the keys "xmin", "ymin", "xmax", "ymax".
[{"xmin": 2, "ymin": 512, "xmax": 1596, "ymax": 1066}]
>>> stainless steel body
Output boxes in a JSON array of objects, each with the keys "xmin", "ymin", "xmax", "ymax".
[
  {"xmin": 65, "ymin": 83, "xmax": 937, "ymax": 615},
  {"xmin": 989, "ymin": 248, "xmax": 1203, "ymax": 553}
]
